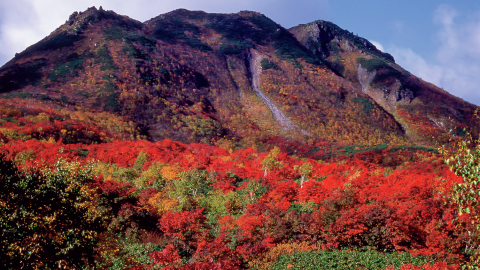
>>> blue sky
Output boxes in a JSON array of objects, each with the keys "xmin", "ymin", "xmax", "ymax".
[{"xmin": 1, "ymin": 0, "xmax": 480, "ymax": 105}]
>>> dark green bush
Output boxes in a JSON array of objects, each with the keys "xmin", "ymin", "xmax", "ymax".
[
  {"xmin": 219, "ymin": 40, "xmax": 254, "ymax": 55},
  {"xmin": 94, "ymin": 46, "xmax": 118, "ymax": 71},
  {"xmin": 0, "ymin": 157, "xmax": 107, "ymax": 269},
  {"xmin": 105, "ymin": 27, "xmax": 157, "ymax": 51},
  {"xmin": 272, "ymin": 249, "xmax": 434, "ymax": 270},
  {"xmin": 70, "ymin": 148, "xmax": 89, "ymax": 156},
  {"xmin": 153, "ymin": 18, "xmax": 211, "ymax": 52},
  {"xmin": 388, "ymin": 145, "xmax": 438, "ymax": 154},
  {"xmin": 122, "ymin": 45, "xmax": 152, "ymax": 61},
  {"xmin": 103, "ymin": 27, "xmax": 128, "ymax": 40},
  {"xmin": 357, "ymin": 57, "xmax": 402, "ymax": 84},
  {"xmin": 206, "ymin": 16, "xmax": 265, "ymax": 45},
  {"xmin": 272, "ymin": 30, "xmax": 319, "ymax": 65},
  {"xmin": 261, "ymin": 59, "xmax": 280, "ymax": 70},
  {"xmin": 456, "ymin": 127, "xmax": 467, "ymax": 137},
  {"xmin": 352, "ymin": 96, "xmax": 375, "ymax": 114},
  {"xmin": 356, "ymin": 58, "xmax": 390, "ymax": 72},
  {"xmin": 103, "ymin": 82, "xmax": 120, "ymax": 112}
]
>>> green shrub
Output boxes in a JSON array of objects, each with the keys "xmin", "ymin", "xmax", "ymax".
[
  {"xmin": 206, "ymin": 15, "xmax": 265, "ymax": 45},
  {"xmin": 288, "ymin": 202, "xmax": 317, "ymax": 214},
  {"xmin": 4, "ymin": 92, "xmax": 33, "ymax": 99},
  {"xmin": 0, "ymin": 157, "xmax": 108, "ymax": 269},
  {"xmin": 261, "ymin": 59, "xmax": 280, "ymax": 70},
  {"xmin": 95, "ymin": 46, "xmax": 118, "ymax": 71},
  {"xmin": 105, "ymin": 27, "xmax": 156, "ymax": 50},
  {"xmin": 70, "ymin": 148, "xmax": 89, "ymax": 156},
  {"xmin": 126, "ymin": 35, "xmax": 157, "ymax": 49},
  {"xmin": 352, "ymin": 96, "xmax": 375, "ymax": 114},
  {"xmin": 356, "ymin": 58, "xmax": 390, "ymax": 72},
  {"xmin": 122, "ymin": 44, "xmax": 152, "ymax": 62},
  {"xmin": 103, "ymin": 82, "xmax": 120, "ymax": 112},
  {"xmin": 389, "ymin": 145, "xmax": 438, "ymax": 154},
  {"xmin": 328, "ymin": 40, "xmax": 342, "ymax": 55},
  {"xmin": 206, "ymin": 14, "xmax": 319, "ymax": 64},
  {"xmin": 357, "ymin": 57, "xmax": 402, "ymax": 84},
  {"xmin": 272, "ymin": 30, "xmax": 318, "ymax": 64},
  {"xmin": 104, "ymin": 27, "xmax": 127, "ymax": 40},
  {"xmin": 272, "ymin": 249, "xmax": 434, "ymax": 270},
  {"xmin": 219, "ymin": 40, "xmax": 254, "ymax": 55},
  {"xmin": 153, "ymin": 18, "xmax": 211, "ymax": 52}
]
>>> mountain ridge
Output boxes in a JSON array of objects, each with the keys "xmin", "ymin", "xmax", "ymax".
[{"xmin": 0, "ymin": 6, "xmax": 477, "ymax": 149}]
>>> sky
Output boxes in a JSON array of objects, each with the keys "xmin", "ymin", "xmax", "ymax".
[{"xmin": 1, "ymin": 0, "xmax": 480, "ymax": 105}]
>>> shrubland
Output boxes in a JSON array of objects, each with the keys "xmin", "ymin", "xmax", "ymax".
[{"xmin": 0, "ymin": 100, "xmax": 474, "ymax": 268}]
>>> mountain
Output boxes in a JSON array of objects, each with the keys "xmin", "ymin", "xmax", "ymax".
[{"xmin": 0, "ymin": 6, "xmax": 478, "ymax": 149}]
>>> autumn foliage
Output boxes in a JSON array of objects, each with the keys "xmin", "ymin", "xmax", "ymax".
[{"xmin": 0, "ymin": 128, "xmax": 472, "ymax": 268}]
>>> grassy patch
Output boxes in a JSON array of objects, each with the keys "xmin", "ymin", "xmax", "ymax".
[
  {"xmin": 4, "ymin": 92, "xmax": 33, "ymax": 99},
  {"xmin": 48, "ymin": 53, "xmax": 87, "ymax": 82}
]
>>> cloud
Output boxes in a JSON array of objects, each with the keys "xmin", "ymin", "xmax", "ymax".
[
  {"xmin": 389, "ymin": 4, "xmax": 480, "ymax": 106},
  {"xmin": 0, "ymin": 0, "xmax": 328, "ymax": 66}
]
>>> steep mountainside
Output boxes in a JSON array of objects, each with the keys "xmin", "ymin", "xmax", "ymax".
[{"xmin": 0, "ymin": 6, "xmax": 478, "ymax": 148}]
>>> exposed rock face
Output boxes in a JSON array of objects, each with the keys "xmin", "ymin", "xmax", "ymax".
[
  {"xmin": 67, "ymin": 12, "xmax": 79, "ymax": 25},
  {"xmin": 289, "ymin": 20, "xmax": 395, "ymax": 62},
  {"xmin": 395, "ymin": 87, "xmax": 414, "ymax": 102},
  {"xmin": 247, "ymin": 49, "xmax": 310, "ymax": 136},
  {"xmin": 357, "ymin": 64, "xmax": 376, "ymax": 93}
]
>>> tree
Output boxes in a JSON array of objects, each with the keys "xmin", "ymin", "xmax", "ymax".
[
  {"xmin": 260, "ymin": 146, "xmax": 283, "ymax": 177},
  {"xmin": 441, "ymin": 139, "xmax": 480, "ymax": 267},
  {"xmin": 0, "ymin": 157, "xmax": 108, "ymax": 269},
  {"xmin": 294, "ymin": 161, "xmax": 313, "ymax": 188}
]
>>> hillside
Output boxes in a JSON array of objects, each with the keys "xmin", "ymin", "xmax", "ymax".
[{"xmin": 0, "ymin": 6, "xmax": 477, "ymax": 149}]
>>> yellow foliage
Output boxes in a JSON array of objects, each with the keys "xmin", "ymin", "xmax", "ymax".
[
  {"xmin": 147, "ymin": 192, "xmax": 178, "ymax": 215},
  {"xmin": 219, "ymin": 155, "xmax": 232, "ymax": 162},
  {"xmin": 160, "ymin": 165, "xmax": 180, "ymax": 180},
  {"xmin": 0, "ymin": 128, "xmax": 31, "ymax": 141},
  {"xmin": 348, "ymin": 169, "xmax": 362, "ymax": 181}
]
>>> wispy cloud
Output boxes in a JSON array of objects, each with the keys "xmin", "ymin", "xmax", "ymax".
[{"xmin": 389, "ymin": 4, "xmax": 480, "ymax": 106}]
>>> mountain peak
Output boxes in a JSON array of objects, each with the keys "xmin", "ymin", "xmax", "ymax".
[{"xmin": 290, "ymin": 20, "xmax": 394, "ymax": 62}]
